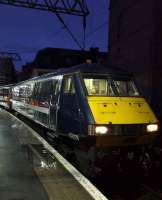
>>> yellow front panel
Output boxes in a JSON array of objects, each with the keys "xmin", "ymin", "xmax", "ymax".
[{"xmin": 87, "ymin": 97, "xmax": 158, "ymax": 124}]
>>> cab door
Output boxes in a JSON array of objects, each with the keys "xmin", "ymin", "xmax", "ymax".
[{"xmin": 57, "ymin": 75, "xmax": 82, "ymax": 135}]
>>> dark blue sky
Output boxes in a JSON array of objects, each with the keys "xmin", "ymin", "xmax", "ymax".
[{"xmin": 0, "ymin": 0, "xmax": 109, "ymax": 70}]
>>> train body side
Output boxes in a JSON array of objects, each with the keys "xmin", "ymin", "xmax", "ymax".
[
  {"xmin": 12, "ymin": 75, "xmax": 62, "ymax": 129},
  {"xmin": 11, "ymin": 74, "xmax": 90, "ymax": 137}
]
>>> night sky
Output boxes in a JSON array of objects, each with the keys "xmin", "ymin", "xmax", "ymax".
[{"xmin": 0, "ymin": 0, "xmax": 109, "ymax": 70}]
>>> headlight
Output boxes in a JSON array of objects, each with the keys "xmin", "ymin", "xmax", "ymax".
[
  {"xmin": 146, "ymin": 124, "xmax": 158, "ymax": 132},
  {"xmin": 95, "ymin": 126, "xmax": 108, "ymax": 134}
]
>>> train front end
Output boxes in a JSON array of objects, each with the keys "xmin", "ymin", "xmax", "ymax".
[{"xmin": 81, "ymin": 71, "xmax": 159, "ymax": 148}]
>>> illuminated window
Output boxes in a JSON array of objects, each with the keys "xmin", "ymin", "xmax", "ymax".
[
  {"xmin": 63, "ymin": 76, "xmax": 75, "ymax": 94},
  {"xmin": 84, "ymin": 78, "xmax": 114, "ymax": 96},
  {"xmin": 113, "ymin": 80, "xmax": 139, "ymax": 96}
]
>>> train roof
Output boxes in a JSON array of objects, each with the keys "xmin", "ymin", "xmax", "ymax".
[
  {"xmin": 40, "ymin": 63, "xmax": 132, "ymax": 78},
  {"xmin": 0, "ymin": 84, "xmax": 14, "ymax": 89},
  {"xmin": 13, "ymin": 63, "xmax": 133, "ymax": 86}
]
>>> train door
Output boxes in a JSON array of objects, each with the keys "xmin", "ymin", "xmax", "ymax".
[
  {"xmin": 57, "ymin": 75, "xmax": 82, "ymax": 135},
  {"xmin": 49, "ymin": 77, "xmax": 61, "ymax": 131}
]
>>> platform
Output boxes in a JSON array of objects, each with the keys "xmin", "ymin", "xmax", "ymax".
[{"xmin": 0, "ymin": 109, "xmax": 108, "ymax": 200}]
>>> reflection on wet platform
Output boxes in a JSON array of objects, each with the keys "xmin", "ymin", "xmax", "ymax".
[{"xmin": 0, "ymin": 109, "xmax": 105, "ymax": 200}]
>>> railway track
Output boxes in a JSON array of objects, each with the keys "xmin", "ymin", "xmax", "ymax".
[
  {"xmin": 137, "ymin": 185, "xmax": 162, "ymax": 200},
  {"xmin": 110, "ymin": 184, "xmax": 162, "ymax": 200}
]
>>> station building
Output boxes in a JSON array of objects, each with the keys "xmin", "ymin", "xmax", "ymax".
[
  {"xmin": 0, "ymin": 58, "xmax": 16, "ymax": 85},
  {"xmin": 108, "ymin": 0, "xmax": 162, "ymax": 117}
]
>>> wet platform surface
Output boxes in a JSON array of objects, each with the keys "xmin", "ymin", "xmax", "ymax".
[
  {"xmin": 0, "ymin": 109, "xmax": 102, "ymax": 200},
  {"xmin": 0, "ymin": 110, "xmax": 48, "ymax": 200}
]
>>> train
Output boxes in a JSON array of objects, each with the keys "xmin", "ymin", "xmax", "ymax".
[
  {"xmin": 0, "ymin": 84, "xmax": 12, "ymax": 109},
  {"xmin": 0, "ymin": 63, "xmax": 159, "ymax": 176}
]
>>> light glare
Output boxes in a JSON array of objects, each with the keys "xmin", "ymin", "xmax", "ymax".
[
  {"xmin": 95, "ymin": 126, "xmax": 108, "ymax": 134},
  {"xmin": 147, "ymin": 124, "xmax": 158, "ymax": 132}
]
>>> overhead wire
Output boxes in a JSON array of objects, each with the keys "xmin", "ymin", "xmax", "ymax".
[
  {"xmin": 3, "ymin": 1, "xmax": 107, "ymax": 54},
  {"xmin": 43, "ymin": 0, "xmax": 88, "ymax": 50},
  {"xmin": 85, "ymin": 0, "xmax": 108, "ymax": 49},
  {"xmin": 86, "ymin": 20, "xmax": 108, "ymax": 38},
  {"xmin": 55, "ymin": 13, "xmax": 83, "ymax": 49}
]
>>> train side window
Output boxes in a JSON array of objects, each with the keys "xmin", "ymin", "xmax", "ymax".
[
  {"xmin": 63, "ymin": 76, "xmax": 75, "ymax": 94},
  {"xmin": 12, "ymin": 87, "xmax": 20, "ymax": 99},
  {"xmin": 46, "ymin": 81, "xmax": 53, "ymax": 100},
  {"xmin": 39, "ymin": 82, "xmax": 44, "ymax": 101},
  {"xmin": 25, "ymin": 83, "xmax": 34, "ymax": 97},
  {"xmin": 32, "ymin": 82, "xmax": 39, "ymax": 101},
  {"xmin": 52, "ymin": 79, "xmax": 58, "ymax": 95},
  {"xmin": 38, "ymin": 81, "xmax": 50, "ymax": 102},
  {"xmin": 50, "ymin": 79, "xmax": 59, "ymax": 105},
  {"xmin": 33, "ymin": 82, "xmax": 41, "ymax": 101},
  {"xmin": 19, "ymin": 86, "xmax": 25, "ymax": 98}
]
